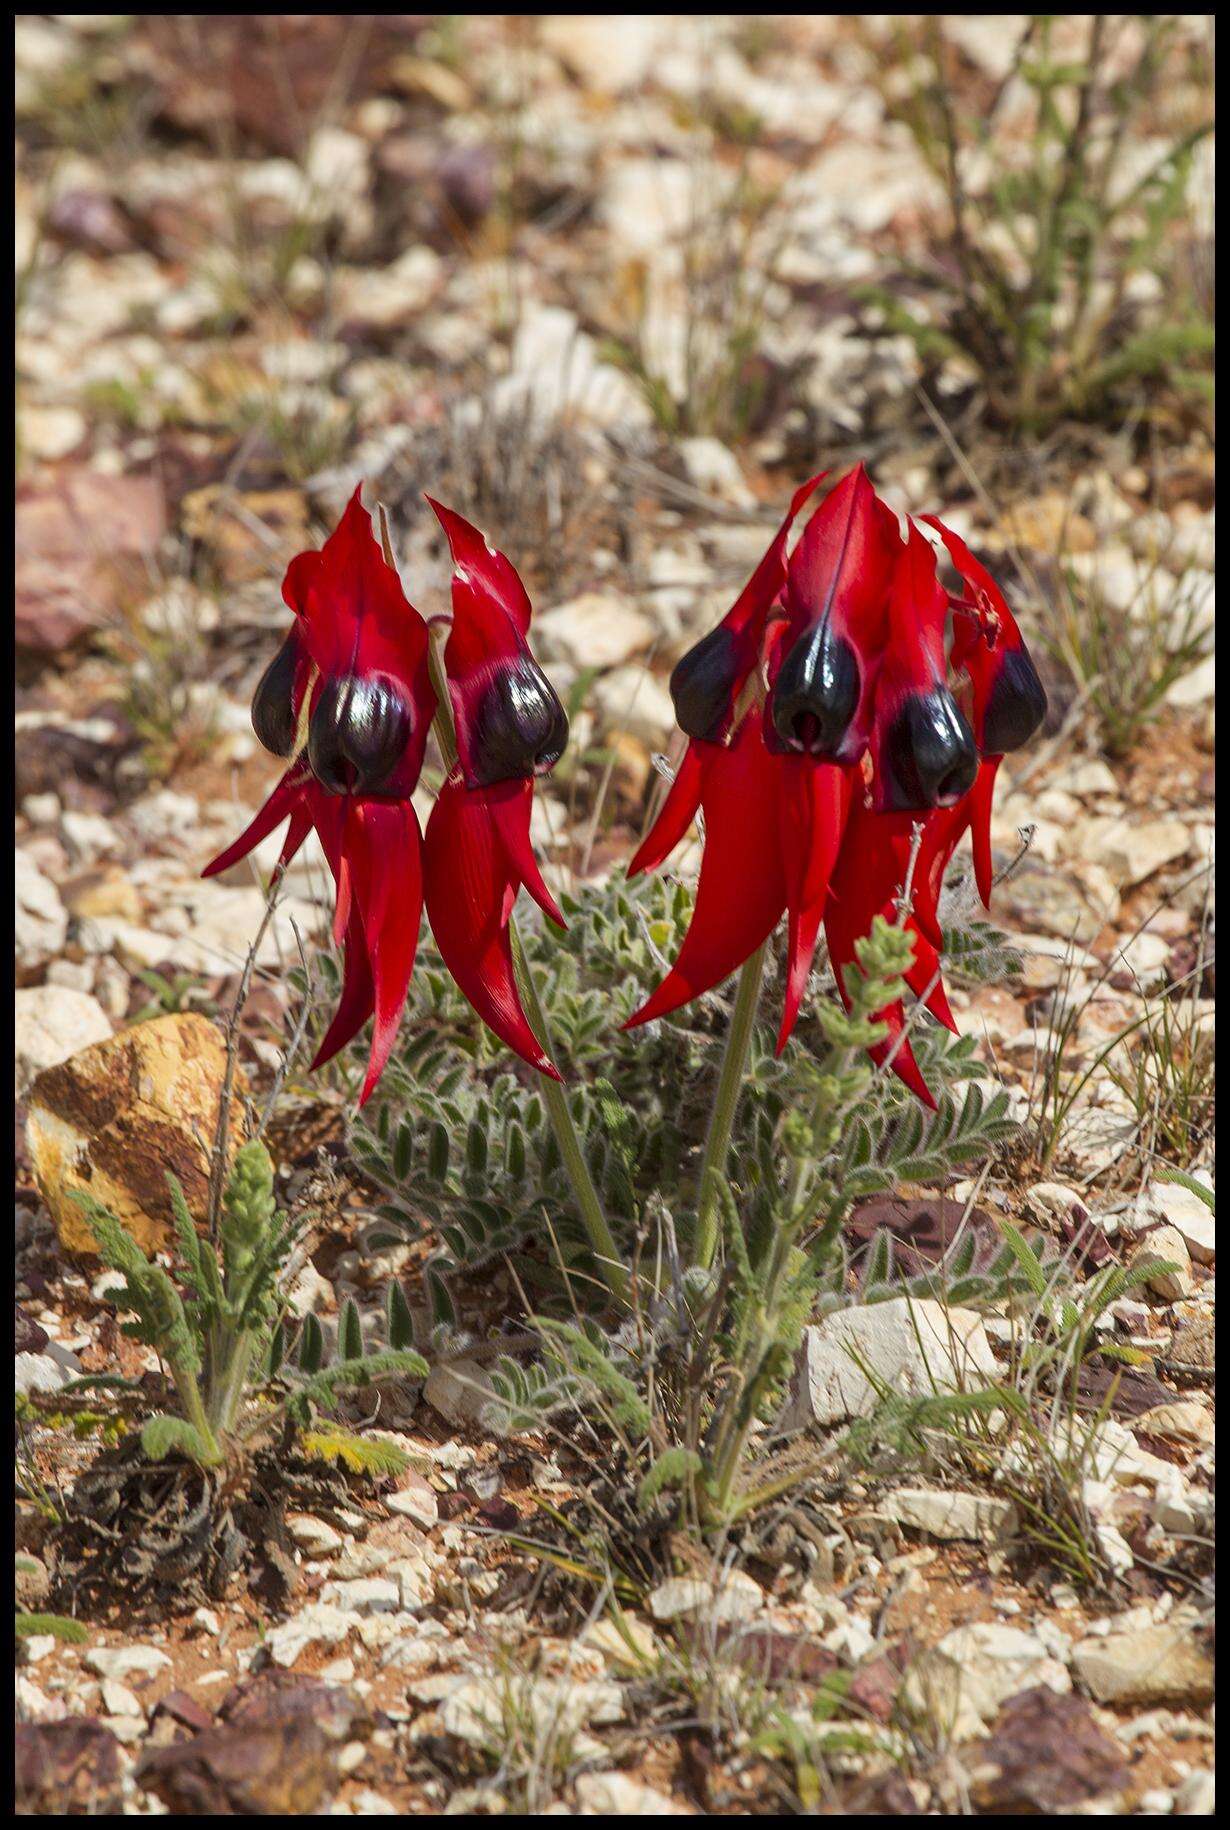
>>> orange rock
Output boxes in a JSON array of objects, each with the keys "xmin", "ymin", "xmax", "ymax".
[{"xmin": 25, "ymin": 1012, "xmax": 243, "ymax": 1255}]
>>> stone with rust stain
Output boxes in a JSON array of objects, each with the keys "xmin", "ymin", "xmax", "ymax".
[{"xmin": 24, "ymin": 1012, "xmax": 242, "ymax": 1255}]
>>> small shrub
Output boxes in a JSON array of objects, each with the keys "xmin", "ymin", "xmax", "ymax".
[{"xmin": 862, "ymin": 15, "xmax": 1213, "ymax": 434}]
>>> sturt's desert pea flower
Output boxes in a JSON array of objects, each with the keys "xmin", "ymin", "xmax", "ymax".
[
  {"xmin": 626, "ymin": 465, "xmax": 1046, "ymax": 1104},
  {"xmin": 204, "ymin": 488, "xmax": 569, "ymax": 1100},
  {"xmin": 421, "ymin": 497, "xmax": 569, "ymax": 1082}
]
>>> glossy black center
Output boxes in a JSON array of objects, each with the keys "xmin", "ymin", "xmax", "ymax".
[
  {"xmin": 981, "ymin": 646, "xmax": 1048, "ymax": 754},
  {"xmin": 881, "ymin": 689, "xmax": 979, "ymax": 812},
  {"xmin": 307, "ymin": 673, "xmax": 413, "ymax": 797},
  {"xmin": 670, "ymin": 626, "xmax": 742, "ymax": 743},
  {"xmin": 468, "ymin": 659, "xmax": 568, "ymax": 786},
  {"xmin": 768, "ymin": 624, "xmax": 860, "ymax": 756},
  {"xmin": 251, "ymin": 630, "xmax": 303, "ymax": 759}
]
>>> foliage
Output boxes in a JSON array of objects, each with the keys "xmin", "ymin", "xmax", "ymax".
[
  {"xmin": 465, "ymin": 905, "xmax": 1022, "ymax": 1535},
  {"xmin": 15, "ymin": 1612, "xmax": 89, "ymax": 1645},
  {"xmin": 1045, "ymin": 551, "xmax": 1213, "ymax": 758},
  {"xmin": 356, "ymin": 871, "xmax": 1016, "ymax": 1338},
  {"xmin": 64, "ymin": 1141, "xmax": 426, "ymax": 1471},
  {"xmin": 863, "ymin": 15, "xmax": 1213, "ymax": 433},
  {"xmin": 1027, "ymin": 894, "xmax": 1213, "ymax": 1181},
  {"xmin": 844, "ymin": 1218, "xmax": 1181, "ymax": 1586}
]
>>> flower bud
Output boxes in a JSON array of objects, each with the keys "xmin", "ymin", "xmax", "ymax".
[
  {"xmin": 878, "ymin": 688, "xmax": 979, "ymax": 811},
  {"xmin": 467, "ymin": 660, "xmax": 568, "ymax": 787},
  {"xmin": 981, "ymin": 646, "xmax": 1048, "ymax": 753},
  {"xmin": 768, "ymin": 622, "xmax": 860, "ymax": 756},
  {"xmin": 251, "ymin": 629, "xmax": 304, "ymax": 758},
  {"xmin": 307, "ymin": 673, "xmax": 414, "ymax": 797}
]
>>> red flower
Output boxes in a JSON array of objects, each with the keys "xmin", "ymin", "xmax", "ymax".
[
  {"xmin": 627, "ymin": 467, "xmax": 1046, "ymax": 1102},
  {"xmin": 204, "ymin": 488, "xmax": 569, "ymax": 1099},
  {"xmin": 421, "ymin": 498, "xmax": 568, "ymax": 1081}
]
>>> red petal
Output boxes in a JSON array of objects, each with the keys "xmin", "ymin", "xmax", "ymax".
[
  {"xmin": 906, "ymin": 928, "xmax": 958, "ymax": 1033},
  {"xmin": 777, "ymin": 462, "xmax": 898, "ymax": 762},
  {"xmin": 425, "ymin": 494, "xmax": 532, "ymax": 637},
  {"xmin": 627, "ymin": 742, "xmax": 704, "ymax": 878},
  {"xmin": 425, "ymin": 496, "xmax": 564, "ymax": 791},
  {"xmin": 968, "ymin": 757, "xmax": 1000, "ymax": 908},
  {"xmin": 310, "ymin": 905, "xmax": 375, "ymax": 1072},
  {"xmin": 871, "ymin": 1017, "xmax": 937, "ymax": 1108},
  {"xmin": 201, "ymin": 768, "xmax": 309, "ymax": 878},
  {"xmin": 423, "ymin": 774, "xmax": 561, "ymax": 1078},
  {"xmin": 346, "ymin": 799, "xmax": 424, "ymax": 1104},
  {"xmin": 293, "ymin": 484, "xmax": 431, "ymax": 697},
  {"xmin": 825, "ymin": 798, "xmax": 937, "ymax": 1106},
  {"xmin": 625, "ymin": 709, "xmax": 786, "ymax": 1028},
  {"xmin": 485, "ymin": 778, "xmax": 566, "ymax": 928},
  {"xmin": 776, "ymin": 756, "xmax": 854, "ymax": 1052}
]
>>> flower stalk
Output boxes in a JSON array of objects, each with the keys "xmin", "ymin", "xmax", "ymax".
[{"xmin": 693, "ymin": 941, "xmax": 766, "ymax": 1270}]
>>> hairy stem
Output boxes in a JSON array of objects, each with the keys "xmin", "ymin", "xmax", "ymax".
[
  {"xmin": 693, "ymin": 944, "xmax": 767, "ymax": 1270},
  {"xmin": 510, "ymin": 926, "xmax": 630, "ymax": 1307},
  {"xmin": 170, "ymin": 1360, "xmax": 223, "ymax": 1466}
]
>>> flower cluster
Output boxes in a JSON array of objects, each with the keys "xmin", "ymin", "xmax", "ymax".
[
  {"xmin": 208, "ymin": 467, "xmax": 1044, "ymax": 1112},
  {"xmin": 204, "ymin": 488, "xmax": 569, "ymax": 1102},
  {"xmin": 626, "ymin": 465, "xmax": 1047, "ymax": 1104}
]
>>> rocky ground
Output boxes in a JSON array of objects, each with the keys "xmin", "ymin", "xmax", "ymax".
[{"xmin": 15, "ymin": 15, "xmax": 1214, "ymax": 1817}]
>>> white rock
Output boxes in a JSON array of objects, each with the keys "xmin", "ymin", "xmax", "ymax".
[
  {"xmin": 1091, "ymin": 818, "xmax": 1191, "ymax": 888},
  {"xmin": 1139, "ymin": 1180, "xmax": 1214, "ymax": 1265},
  {"xmin": 541, "ymin": 14, "xmax": 666, "ymax": 93},
  {"xmin": 441, "ymin": 1674, "xmax": 623, "ymax": 1747},
  {"xmin": 1130, "ymin": 1226, "xmax": 1194, "ymax": 1301},
  {"xmin": 100, "ymin": 1679, "xmax": 144, "ymax": 1717},
  {"xmin": 677, "ymin": 436, "xmax": 755, "ymax": 508},
  {"xmin": 1134, "ymin": 1401, "xmax": 1214, "ymax": 1447},
  {"xmin": 15, "ymin": 1352, "xmax": 76, "ymax": 1395},
  {"xmin": 85, "ymin": 1645, "xmax": 172, "ymax": 1681},
  {"xmin": 1151, "ymin": 1471, "xmax": 1209, "ymax": 1536},
  {"xmin": 647, "ymin": 1577, "xmax": 710, "ymax": 1621},
  {"xmin": 591, "ymin": 665, "xmax": 676, "ymax": 745},
  {"xmin": 647, "ymin": 1568, "xmax": 762, "ymax": 1625},
  {"xmin": 265, "ymin": 1602, "xmax": 355, "ymax": 1668},
  {"xmin": 335, "ymin": 246, "xmax": 443, "ymax": 329},
  {"xmin": 20, "ymin": 405, "xmax": 86, "ymax": 460},
  {"xmin": 780, "ymin": 1298, "xmax": 1000, "ymax": 1430},
  {"xmin": 492, "ymin": 303, "xmax": 652, "ymax": 434},
  {"xmin": 900, "ymin": 1623, "xmax": 1070, "ymax": 1741},
  {"xmin": 1173, "ymin": 1769, "xmax": 1215, "ymax": 1814},
  {"xmin": 1111, "ymin": 930, "xmax": 1171, "ymax": 980},
  {"xmin": 536, "ymin": 591, "xmax": 656, "ymax": 671},
  {"xmin": 1096, "ymin": 1523, "xmax": 1136, "ymax": 1575},
  {"xmin": 423, "ymin": 1359, "xmax": 495, "ymax": 1429},
  {"xmin": 575, "ymin": 1771, "xmax": 687, "ymax": 1815},
  {"xmin": 14, "ymin": 986, "xmax": 112, "ymax": 1096},
  {"xmin": 884, "ymin": 1488, "xmax": 1019, "ymax": 1544},
  {"xmin": 386, "ymin": 1480, "xmax": 439, "ymax": 1530},
  {"xmin": 1167, "ymin": 654, "xmax": 1215, "ymax": 708},
  {"xmin": 1026, "ymin": 1182, "xmax": 1088, "ymax": 1223},
  {"xmin": 16, "ymin": 852, "xmax": 68, "ymax": 973},
  {"xmin": 1072, "ymin": 1613, "xmax": 1214, "ymax": 1707},
  {"xmin": 287, "ymin": 1514, "xmax": 344, "ymax": 1557},
  {"xmin": 321, "ymin": 1577, "xmax": 401, "ymax": 1616},
  {"xmin": 599, "ymin": 157, "xmax": 695, "ymax": 253},
  {"xmin": 1048, "ymin": 758, "xmax": 1119, "ymax": 798}
]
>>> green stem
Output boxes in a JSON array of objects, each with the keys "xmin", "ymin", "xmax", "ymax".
[
  {"xmin": 693, "ymin": 944, "xmax": 766, "ymax": 1271},
  {"xmin": 510, "ymin": 926, "xmax": 629, "ymax": 1308},
  {"xmin": 213, "ymin": 1332, "xmax": 256, "ymax": 1439},
  {"xmin": 171, "ymin": 1360, "xmax": 223, "ymax": 1466}
]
